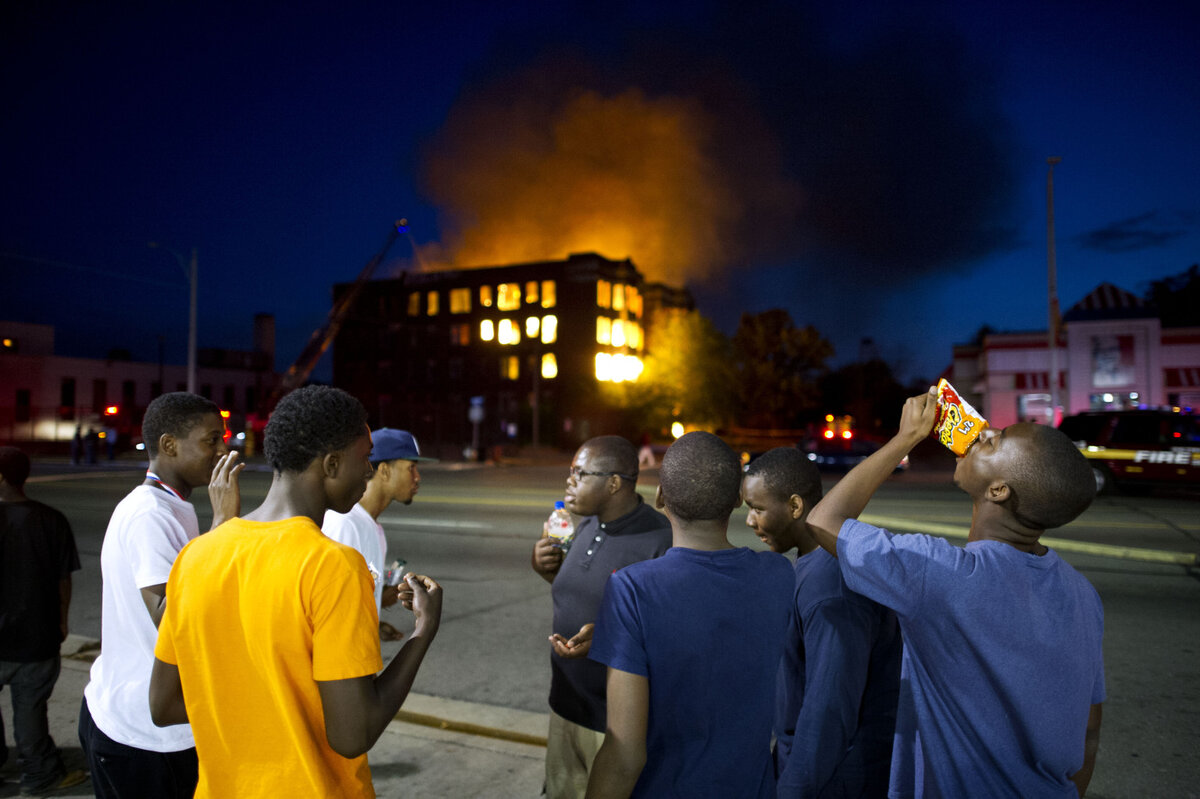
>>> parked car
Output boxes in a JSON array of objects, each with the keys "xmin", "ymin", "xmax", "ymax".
[
  {"xmin": 803, "ymin": 438, "xmax": 910, "ymax": 473},
  {"xmin": 1057, "ymin": 409, "xmax": 1200, "ymax": 494}
]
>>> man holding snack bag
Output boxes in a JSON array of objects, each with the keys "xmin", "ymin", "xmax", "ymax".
[{"xmin": 807, "ymin": 383, "xmax": 1104, "ymax": 798}]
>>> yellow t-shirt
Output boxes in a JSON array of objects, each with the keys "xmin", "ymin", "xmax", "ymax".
[{"xmin": 156, "ymin": 516, "xmax": 384, "ymax": 798}]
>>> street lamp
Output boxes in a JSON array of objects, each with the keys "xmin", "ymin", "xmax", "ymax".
[{"xmin": 148, "ymin": 242, "xmax": 198, "ymax": 394}]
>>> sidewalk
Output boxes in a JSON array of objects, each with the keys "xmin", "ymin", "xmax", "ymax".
[{"xmin": 1, "ymin": 637, "xmax": 547, "ymax": 798}]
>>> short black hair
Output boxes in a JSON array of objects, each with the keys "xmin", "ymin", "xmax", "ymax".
[
  {"xmin": 581, "ymin": 435, "xmax": 639, "ymax": 481},
  {"xmin": 142, "ymin": 392, "xmax": 222, "ymax": 458},
  {"xmin": 264, "ymin": 386, "xmax": 368, "ymax": 473},
  {"xmin": 0, "ymin": 446, "xmax": 31, "ymax": 489},
  {"xmin": 659, "ymin": 431, "xmax": 742, "ymax": 521},
  {"xmin": 1006, "ymin": 424, "xmax": 1095, "ymax": 529},
  {"xmin": 743, "ymin": 447, "xmax": 823, "ymax": 512}
]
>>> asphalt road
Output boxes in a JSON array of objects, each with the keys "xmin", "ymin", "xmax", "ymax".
[{"xmin": 21, "ymin": 454, "xmax": 1200, "ymax": 798}]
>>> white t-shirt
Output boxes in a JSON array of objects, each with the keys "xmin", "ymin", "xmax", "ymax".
[
  {"xmin": 322, "ymin": 503, "xmax": 387, "ymax": 611},
  {"xmin": 84, "ymin": 484, "xmax": 198, "ymax": 751}
]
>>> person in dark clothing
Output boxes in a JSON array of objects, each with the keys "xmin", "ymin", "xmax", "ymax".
[
  {"xmin": 0, "ymin": 446, "xmax": 89, "ymax": 795},
  {"xmin": 530, "ymin": 436, "xmax": 671, "ymax": 798}
]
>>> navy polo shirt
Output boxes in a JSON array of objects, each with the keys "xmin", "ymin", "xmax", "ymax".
[{"xmin": 548, "ymin": 498, "xmax": 671, "ymax": 731}]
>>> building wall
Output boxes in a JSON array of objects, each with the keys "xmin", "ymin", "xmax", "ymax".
[
  {"xmin": 1, "ymin": 343, "xmax": 276, "ymax": 444},
  {"xmin": 950, "ymin": 319, "xmax": 1199, "ymax": 429},
  {"xmin": 333, "ymin": 253, "xmax": 684, "ymax": 454}
]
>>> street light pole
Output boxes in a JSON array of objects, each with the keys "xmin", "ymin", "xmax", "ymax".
[
  {"xmin": 149, "ymin": 242, "xmax": 199, "ymax": 394},
  {"xmin": 186, "ymin": 247, "xmax": 198, "ymax": 395},
  {"xmin": 1046, "ymin": 157, "xmax": 1062, "ymax": 424}
]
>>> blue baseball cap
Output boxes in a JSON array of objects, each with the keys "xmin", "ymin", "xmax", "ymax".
[{"xmin": 369, "ymin": 428, "xmax": 438, "ymax": 464}]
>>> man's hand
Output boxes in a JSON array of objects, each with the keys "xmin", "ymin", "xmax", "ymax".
[
  {"xmin": 531, "ymin": 536, "xmax": 564, "ymax": 583},
  {"xmin": 550, "ymin": 623, "xmax": 594, "ymax": 659},
  {"xmin": 404, "ymin": 573, "xmax": 443, "ymax": 637},
  {"xmin": 208, "ymin": 451, "xmax": 244, "ymax": 529},
  {"xmin": 381, "ymin": 584, "xmax": 400, "ymax": 609},
  {"xmin": 898, "ymin": 385, "xmax": 940, "ymax": 445}
]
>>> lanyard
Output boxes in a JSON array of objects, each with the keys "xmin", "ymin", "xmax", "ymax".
[{"xmin": 145, "ymin": 470, "xmax": 185, "ymax": 501}]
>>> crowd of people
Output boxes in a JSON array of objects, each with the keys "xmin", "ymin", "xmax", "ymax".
[{"xmin": 0, "ymin": 384, "xmax": 1105, "ymax": 798}]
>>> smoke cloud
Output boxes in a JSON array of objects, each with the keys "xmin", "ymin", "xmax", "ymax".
[{"xmin": 418, "ymin": 2, "xmax": 1019, "ymax": 292}]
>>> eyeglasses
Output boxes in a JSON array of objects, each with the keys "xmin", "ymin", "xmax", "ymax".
[{"xmin": 569, "ymin": 466, "xmax": 637, "ymax": 482}]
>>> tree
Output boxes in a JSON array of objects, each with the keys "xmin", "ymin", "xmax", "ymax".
[
  {"xmin": 732, "ymin": 309, "xmax": 833, "ymax": 428},
  {"xmin": 602, "ymin": 308, "xmax": 737, "ymax": 432},
  {"xmin": 1143, "ymin": 264, "xmax": 1200, "ymax": 327}
]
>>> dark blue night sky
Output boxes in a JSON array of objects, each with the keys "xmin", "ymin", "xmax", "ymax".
[{"xmin": 3, "ymin": 1, "xmax": 1197, "ymax": 384}]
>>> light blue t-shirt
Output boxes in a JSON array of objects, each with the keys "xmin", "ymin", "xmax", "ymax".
[
  {"xmin": 838, "ymin": 520, "xmax": 1105, "ymax": 799},
  {"xmin": 591, "ymin": 546, "xmax": 794, "ymax": 799}
]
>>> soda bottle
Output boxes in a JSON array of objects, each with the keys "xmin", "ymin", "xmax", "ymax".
[{"xmin": 544, "ymin": 500, "xmax": 576, "ymax": 552}]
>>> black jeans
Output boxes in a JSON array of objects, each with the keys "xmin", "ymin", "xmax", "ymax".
[
  {"xmin": 78, "ymin": 697, "xmax": 198, "ymax": 799},
  {"xmin": 0, "ymin": 655, "xmax": 67, "ymax": 793}
]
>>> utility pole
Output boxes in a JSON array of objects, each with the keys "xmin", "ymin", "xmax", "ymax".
[{"xmin": 1046, "ymin": 157, "xmax": 1062, "ymax": 425}]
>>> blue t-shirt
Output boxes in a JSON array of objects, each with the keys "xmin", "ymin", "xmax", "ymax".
[
  {"xmin": 838, "ymin": 520, "xmax": 1106, "ymax": 799},
  {"xmin": 775, "ymin": 546, "xmax": 901, "ymax": 798},
  {"xmin": 590, "ymin": 546, "xmax": 794, "ymax": 799}
]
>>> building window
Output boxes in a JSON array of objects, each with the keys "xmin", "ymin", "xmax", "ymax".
[
  {"xmin": 525, "ymin": 281, "xmax": 539, "ymax": 304},
  {"xmin": 597, "ymin": 280, "xmax": 612, "ymax": 309},
  {"xmin": 427, "ymin": 291, "xmax": 439, "ymax": 316},
  {"xmin": 498, "ymin": 283, "xmax": 521, "ymax": 311},
  {"xmin": 224, "ymin": 385, "xmax": 236, "ymax": 409},
  {"xmin": 501, "ymin": 355, "xmax": 520, "ymax": 380},
  {"xmin": 61, "ymin": 377, "xmax": 76, "ymax": 410},
  {"xmin": 151, "ymin": 381, "xmax": 162, "ymax": 398},
  {"xmin": 449, "ymin": 357, "xmax": 464, "ymax": 380},
  {"xmin": 541, "ymin": 280, "xmax": 556, "ymax": 308},
  {"xmin": 613, "ymin": 283, "xmax": 626, "ymax": 311},
  {"xmin": 200, "ymin": 384, "xmax": 212, "ymax": 399},
  {"xmin": 541, "ymin": 353, "xmax": 558, "ymax": 379},
  {"xmin": 245, "ymin": 386, "xmax": 256, "ymax": 412},
  {"xmin": 480, "ymin": 320, "xmax": 495, "ymax": 341},
  {"xmin": 450, "ymin": 323, "xmax": 470, "ymax": 346},
  {"xmin": 497, "ymin": 318, "xmax": 520, "ymax": 345},
  {"xmin": 92, "ymin": 379, "xmax": 107, "ymax": 412},
  {"xmin": 525, "ymin": 316, "xmax": 540, "ymax": 338},
  {"xmin": 480, "ymin": 285, "xmax": 493, "ymax": 307},
  {"xmin": 407, "ymin": 292, "xmax": 421, "ymax": 316},
  {"xmin": 15, "ymin": 388, "xmax": 31, "ymax": 422},
  {"xmin": 450, "ymin": 288, "xmax": 471, "ymax": 313},
  {"xmin": 612, "ymin": 320, "xmax": 627, "ymax": 347},
  {"xmin": 627, "ymin": 285, "xmax": 641, "ymax": 317},
  {"xmin": 595, "ymin": 352, "xmax": 644, "ymax": 383},
  {"xmin": 541, "ymin": 315, "xmax": 558, "ymax": 344},
  {"xmin": 596, "ymin": 316, "xmax": 612, "ymax": 345}
]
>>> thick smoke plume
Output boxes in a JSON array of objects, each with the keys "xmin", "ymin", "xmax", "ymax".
[{"xmin": 418, "ymin": 2, "xmax": 1019, "ymax": 295}]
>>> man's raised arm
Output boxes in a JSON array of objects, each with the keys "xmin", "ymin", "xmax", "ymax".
[{"xmin": 808, "ymin": 388, "xmax": 938, "ymax": 557}]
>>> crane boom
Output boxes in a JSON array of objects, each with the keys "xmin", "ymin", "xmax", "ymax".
[{"xmin": 263, "ymin": 220, "xmax": 408, "ymax": 412}]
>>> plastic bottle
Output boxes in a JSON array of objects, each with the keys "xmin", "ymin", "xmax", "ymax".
[{"xmin": 544, "ymin": 500, "xmax": 576, "ymax": 552}]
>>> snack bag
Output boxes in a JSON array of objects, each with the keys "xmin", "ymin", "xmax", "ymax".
[{"xmin": 934, "ymin": 379, "xmax": 989, "ymax": 455}]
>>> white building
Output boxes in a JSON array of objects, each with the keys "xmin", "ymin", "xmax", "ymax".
[
  {"xmin": 949, "ymin": 283, "xmax": 1200, "ymax": 429},
  {"xmin": 1, "ymin": 318, "xmax": 277, "ymax": 446}
]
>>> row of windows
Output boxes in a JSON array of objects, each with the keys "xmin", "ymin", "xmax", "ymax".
[
  {"xmin": 597, "ymin": 280, "xmax": 643, "ymax": 317},
  {"xmin": 499, "ymin": 353, "xmax": 559, "ymax": 381},
  {"xmin": 480, "ymin": 316, "xmax": 559, "ymax": 345},
  {"xmin": 438, "ymin": 315, "xmax": 642, "ymax": 351},
  {"xmin": 402, "ymin": 279, "xmax": 645, "ymax": 319},
  {"xmin": 409, "ymin": 280, "xmax": 559, "ymax": 317}
]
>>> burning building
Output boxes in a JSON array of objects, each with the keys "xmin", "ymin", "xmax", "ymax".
[{"xmin": 332, "ymin": 252, "xmax": 692, "ymax": 456}]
